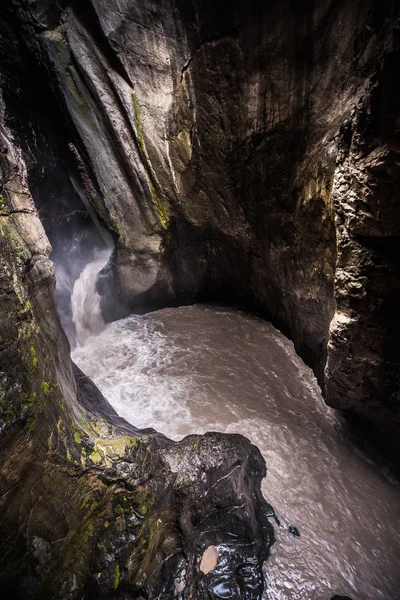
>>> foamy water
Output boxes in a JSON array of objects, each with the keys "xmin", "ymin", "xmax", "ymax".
[
  {"xmin": 71, "ymin": 249, "xmax": 111, "ymax": 346},
  {"xmin": 71, "ymin": 303, "xmax": 400, "ymax": 600}
]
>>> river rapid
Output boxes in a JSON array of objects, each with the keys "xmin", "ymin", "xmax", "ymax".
[{"xmin": 69, "ymin": 260, "xmax": 400, "ymax": 600}]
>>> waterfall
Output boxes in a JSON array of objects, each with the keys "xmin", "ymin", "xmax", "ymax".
[{"xmin": 71, "ymin": 249, "xmax": 111, "ymax": 346}]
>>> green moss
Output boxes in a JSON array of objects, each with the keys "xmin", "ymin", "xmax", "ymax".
[
  {"xmin": 70, "ymin": 420, "xmax": 85, "ymax": 447},
  {"xmin": 114, "ymin": 564, "xmax": 120, "ymax": 590},
  {"xmin": 0, "ymin": 217, "xmax": 27, "ymax": 259},
  {"xmin": 80, "ymin": 447, "xmax": 87, "ymax": 467},
  {"xmin": 30, "ymin": 345, "xmax": 38, "ymax": 370},
  {"xmin": 133, "ymin": 487, "xmax": 155, "ymax": 518},
  {"xmin": 26, "ymin": 415, "xmax": 36, "ymax": 433},
  {"xmin": 0, "ymin": 399, "xmax": 18, "ymax": 425},
  {"xmin": 56, "ymin": 417, "xmax": 65, "ymax": 435},
  {"xmin": 41, "ymin": 380, "xmax": 50, "ymax": 396},
  {"xmin": 90, "ymin": 451, "xmax": 102, "ymax": 464},
  {"xmin": 113, "ymin": 504, "xmax": 124, "ymax": 517},
  {"xmin": 22, "ymin": 391, "xmax": 42, "ymax": 413},
  {"xmin": 149, "ymin": 180, "xmax": 169, "ymax": 230},
  {"xmin": 79, "ymin": 521, "xmax": 94, "ymax": 543},
  {"xmin": 139, "ymin": 504, "xmax": 148, "ymax": 516},
  {"xmin": 98, "ymin": 435, "xmax": 138, "ymax": 456},
  {"xmin": 22, "ymin": 300, "xmax": 31, "ymax": 314},
  {"xmin": 41, "ymin": 378, "xmax": 58, "ymax": 398}
]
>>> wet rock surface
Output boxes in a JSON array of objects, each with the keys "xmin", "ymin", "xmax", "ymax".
[
  {"xmin": 325, "ymin": 50, "xmax": 400, "ymax": 453},
  {"xmin": 287, "ymin": 526, "xmax": 300, "ymax": 538}
]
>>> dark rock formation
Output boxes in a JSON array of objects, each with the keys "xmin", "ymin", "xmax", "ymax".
[
  {"xmin": 0, "ymin": 95, "xmax": 273, "ymax": 597},
  {"xmin": 325, "ymin": 48, "xmax": 400, "ymax": 450},
  {"xmin": 288, "ymin": 525, "xmax": 300, "ymax": 537}
]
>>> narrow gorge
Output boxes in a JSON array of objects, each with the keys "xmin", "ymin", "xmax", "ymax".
[{"xmin": 0, "ymin": 1, "xmax": 399, "ymax": 599}]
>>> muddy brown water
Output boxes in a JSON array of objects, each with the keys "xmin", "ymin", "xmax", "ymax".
[{"xmin": 71, "ymin": 303, "xmax": 400, "ymax": 600}]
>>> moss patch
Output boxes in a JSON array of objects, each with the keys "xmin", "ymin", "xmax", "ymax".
[
  {"xmin": 90, "ymin": 450, "xmax": 102, "ymax": 464},
  {"xmin": 30, "ymin": 345, "xmax": 38, "ymax": 369},
  {"xmin": 113, "ymin": 564, "xmax": 120, "ymax": 590}
]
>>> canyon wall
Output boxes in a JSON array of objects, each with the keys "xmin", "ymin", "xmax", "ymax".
[{"xmin": 4, "ymin": 0, "xmax": 397, "ymax": 441}]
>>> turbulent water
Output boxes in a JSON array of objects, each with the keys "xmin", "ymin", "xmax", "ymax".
[{"xmin": 71, "ymin": 294, "xmax": 400, "ymax": 599}]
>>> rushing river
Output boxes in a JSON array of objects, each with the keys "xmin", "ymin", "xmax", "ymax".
[{"xmin": 69, "ymin": 262, "xmax": 400, "ymax": 600}]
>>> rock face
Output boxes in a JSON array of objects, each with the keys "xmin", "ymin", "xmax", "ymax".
[
  {"xmin": 0, "ymin": 84, "xmax": 273, "ymax": 597},
  {"xmin": 1, "ymin": 0, "xmax": 398, "ymax": 444},
  {"xmin": 325, "ymin": 50, "xmax": 400, "ymax": 449}
]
